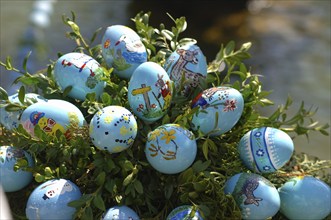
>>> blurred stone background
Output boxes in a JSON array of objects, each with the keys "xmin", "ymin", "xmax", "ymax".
[{"xmin": 0, "ymin": 0, "xmax": 330, "ymax": 160}]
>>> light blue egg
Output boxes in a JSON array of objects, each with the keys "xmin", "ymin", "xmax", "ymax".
[
  {"xmin": 53, "ymin": 52, "xmax": 106, "ymax": 101},
  {"xmin": 26, "ymin": 178, "xmax": 81, "ymax": 220},
  {"xmin": 191, "ymin": 86, "xmax": 244, "ymax": 136},
  {"xmin": 89, "ymin": 106, "xmax": 137, "ymax": 153},
  {"xmin": 0, "ymin": 146, "xmax": 34, "ymax": 192},
  {"xmin": 102, "ymin": 205, "xmax": 139, "ymax": 220},
  {"xmin": 101, "ymin": 25, "xmax": 147, "ymax": 79},
  {"xmin": 224, "ymin": 173, "xmax": 280, "ymax": 220},
  {"xmin": 20, "ymin": 99, "xmax": 85, "ymax": 138},
  {"xmin": 128, "ymin": 62, "xmax": 173, "ymax": 123},
  {"xmin": 238, "ymin": 127, "xmax": 294, "ymax": 173},
  {"xmin": 0, "ymin": 93, "xmax": 47, "ymax": 130},
  {"xmin": 164, "ymin": 44, "xmax": 207, "ymax": 96},
  {"xmin": 166, "ymin": 205, "xmax": 203, "ymax": 220},
  {"xmin": 278, "ymin": 176, "xmax": 331, "ymax": 220},
  {"xmin": 145, "ymin": 124, "xmax": 197, "ymax": 174}
]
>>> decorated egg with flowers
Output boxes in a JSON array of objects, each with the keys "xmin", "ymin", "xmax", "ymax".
[
  {"xmin": 102, "ymin": 205, "xmax": 140, "ymax": 220},
  {"xmin": 89, "ymin": 106, "xmax": 137, "ymax": 153},
  {"xmin": 238, "ymin": 127, "xmax": 294, "ymax": 173},
  {"xmin": 166, "ymin": 205, "xmax": 203, "ymax": 220},
  {"xmin": 145, "ymin": 124, "xmax": 197, "ymax": 174},
  {"xmin": 0, "ymin": 146, "xmax": 34, "ymax": 192},
  {"xmin": 26, "ymin": 178, "xmax": 81, "ymax": 220},
  {"xmin": 191, "ymin": 86, "xmax": 244, "ymax": 136},
  {"xmin": 53, "ymin": 52, "xmax": 106, "ymax": 101},
  {"xmin": 101, "ymin": 25, "xmax": 147, "ymax": 79},
  {"xmin": 224, "ymin": 172, "xmax": 280, "ymax": 220}
]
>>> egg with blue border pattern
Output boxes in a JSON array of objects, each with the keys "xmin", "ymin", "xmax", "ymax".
[
  {"xmin": 128, "ymin": 62, "xmax": 173, "ymax": 123},
  {"xmin": 89, "ymin": 106, "xmax": 137, "ymax": 153},
  {"xmin": 101, "ymin": 25, "xmax": 147, "ymax": 79},
  {"xmin": 102, "ymin": 205, "xmax": 140, "ymax": 220},
  {"xmin": 164, "ymin": 44, "xmax": 207, "ymax": 96},
  {"xmin": 26, "ymin": 178, "xmax": 82, "ymax": 220},
  {"xmin": 0, "ymin": 93, "xmax": 47, "ymax": 130},
  {"xmin": 145, "ymin": 124, "xmax": 197, "ymax": 174},
  {"xmin": 238, "ymin": 127, "xmax": 294, "ymax": 173},
  {"xmin": 53, "ymin": 52, "xmax": 106, "ymax": 101},
  {"xmin": 166, "ymin": 205, "xmax": 204, "ymax": 220},
  {"xmin": 191, "ymin": 86, "xmax": 244, "ymax": 136},
  {"xmin": 0, "ymin": 146, "xmax": 34, "ymax": 192},
  {"xmin": 278, "ymin": 176, "xmax": 331, "ymax": 220},
  {"xmin": 20, "ymin": 99, "xmax": 85, "ymax": 138},
  {"xmin": 224, "ymin": 173, "xmax": 280, "ymax": 220}
]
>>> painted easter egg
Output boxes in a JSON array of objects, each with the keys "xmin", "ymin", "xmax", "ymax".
[
  {"xmin": 89, "ymin": 106, "xmax": 137, "ymax": 153},
  {"xmin": 166, "ymin": 205, "xmax": 203, "ymax": 220},
  {"xmin": 128, "ymin": 62, "xmax": 172, "ymax": 123},
  {"xmin": 224, "ymin": 173, "xmax": 280, "ymax": 220},
  {"xmin": 164, "ymin": 44, "xmax": 207, "ymax": 96},
  {"xmin": 0, "ymin": 93, "xmax": 47, "ymax": 130},
  {"xmin": 191, "ymin": 86, "xmax": 244, "ymax": 136},
  {"xmin": 20, "ymin": 99, "xmax": 85, "ymax": 138},
  {"xmin": 26, "ymin": 178, "xmax": 82, "ymax": 220},
  {"xmin": 145, "ymin": 124, "xmax": 197, "ymax": 174},
  {"xmin": 238, "ymin": 127, "xmax": 294, "ymax": 173},
  {"xmin": 278, "ymin": 176, "xmax": 331, "ymax": 220},
  {"xmin": 53, "ymin": 52, "xmax": 106, "ymax": 100},
  {"xmin": 101, "ymin": 25, "xmax": 147, "ymax": 79},
  {"xmin": 102, "ymin": 205, "xmax": 140, "ymax": 220},
  {"xmin": 0, "ymin": 146, "xmax": 34, "ymax": 192}
]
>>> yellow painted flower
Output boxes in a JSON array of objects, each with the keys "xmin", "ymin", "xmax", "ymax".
[
  {"xmin": 120, "ymin": 126, "xmax": 129, "ymax": 135},
  {"xmin": 123, "ymin": 115, "xmax": 129, "ymax": 121},
  {"xmin": 68, "ymin": 112, "xmax": 79, "ymax": 124},
  {"xmin": 104, "ymin": 116, "xmax": 113, "ymax": 124},
  {"xmin": 148, "ymin": 129, "xmax": 161, "ymax": 141},
  {"xmin": 161, "ymin": 129, "xmax": 176, "ymax": 144},
  {"xmin": 89, "ymin": 124, "xmax": 94, "ymax": 134},
  {"xmin": 112, "ymin": 146, "xmax": 124, "ymax": 153}
]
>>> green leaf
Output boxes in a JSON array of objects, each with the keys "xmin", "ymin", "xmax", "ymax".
[
  {"xmin": 62, "ymin": 86, "xmax": 73, "ymax": 98},
  {"xmin": 82, "ymin": 206, "xmax": 93, "ymax": 220},
  {"xmin": 133, "ymin": 180, "xmax": 144, "ymax": 194},
  {"xmin": 161, "ymin": 29, "xmax": 174, "ymax": 41},
  {"xmin": 95, "ymin": 171, "xmax": 106, "ymax": 186},
  {"xmin": 5, "ymin": 104, "xmax": 23, "ymax": 112},
  {"xmin": 23, "ymin": 51, "xmax": 32, "ymax": 73},
  {"xmin": 5, "ymin": 56, "xmax": 13, "ymax": 70},
  {"xmin": 202, "ymin": 140, "xmax": 209, "ymax": 160},
  {"xmin": 101, "ymin": 92, "xmax": 111, "ymax": 105},
  {"xmin": 123, "ymin": 173, "xmax": 134, "ymax": 186},
  {"xmin": 67, "ymin": 21, "xmax": 80, "ymax": 35},
  {"xmin": 0, "ymin": 87, "xmax": 9, "ymax": 100},
  {"xmin": 18, "ymin": 86, "xmax": 26, "ymax": 104},
  {"xmin": 224, "ymin": 41, "xmax": 235, "ymax": 55},
  {"xmin": 93, "ymin": 194, "xmax": 106, "ymax": 211},
  {"xmin": 192, "ymin": 160, "xmax": 211, "ymax": 173}
]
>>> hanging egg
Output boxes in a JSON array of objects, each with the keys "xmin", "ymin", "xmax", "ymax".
[
  {"xmin": 26, "ymin": 178, "xmax": 81, "ymax": 220},
  {"xmin": 0, "ymin": 146, "xmax": 34, "ymax": 192},
  {"xmin": 164, "ymin": 44, "xmax": 207, "ymax": 96},
  {"xmin": 166, "ymin": 205, "xmax": 203, "ymax": 220},
  {"xmin": 128, "ymin": 62, "xmax": 172, "ymax": 123},
  {"xmin": 101, "ymin": 25, "xmax": 147, "ymax": 79},
  {"xmin": 278, "ymin": 176, "xmax": 331, "ymax": 220},
  {"xmin": 238, "ymin": 127, "xmax": 294, "ymax": 173},
  {"xmin": 20, "ymin": 99, "xmax": 85, "ymax": 138},
  {"xmin": 102, "ymin": 205, "xmax": 140, "ymax": 220},
  {"xmin": 145, "ymin": 124, "xmax": 197, "ymax": 174},
  {"xmin": 224, "ymin": 173, "xmax": 280, "ymax": 220},
  {"xmin": 89, "ymin": 106, "xmax": 137, "ymax": 153},
  {"xmin": 53, "ymin": 52, "xmax": 106, "ymax": 101},
  {"xmin": 0, "ymin": 93, "xmax": 47, "ymax": 130},
  {"xmin": 191, "ymin": 86, "xmax": 244, "ymax": 136}
]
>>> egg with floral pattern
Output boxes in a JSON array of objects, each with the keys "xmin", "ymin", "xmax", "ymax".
[
  {"xmin": 53, "ymin": 52, "xmax": 106, "ymax": 101},
  {"xmin": 102, "ymin": 205, "xmax": 140, "ymax": 220},
  {"xmin": 238, "ymin": 127, "xmax": 294, "ymax": 173},
  {"xmin": 0, "ymin": 146, "xmax": 34, "ymax": 192},
  {"xmin": 166, "ymin": 205, "xmax": 203, "ymax": 220},
  {"xmin": 26, "ymin": 179, "xmax": 81, "ymax": 220},
  {"xmin": 101, "ymin": 25, "xmax": 147, "ymax": 79},
  {"xmin": 89, "ymin": 106, "xmax": 137, "ymax": 153},
  {"xmin": 191, "ymin": 86, "xmax": 244, "ymax": 136},
  {"xmin": 145, "ymin": 124, "xmax": 197, "ymax": 174}
]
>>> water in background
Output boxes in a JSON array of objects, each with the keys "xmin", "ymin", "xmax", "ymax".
[{"xmin": 0, "ymin": 0, "xmax": 330, "ymax": 159}]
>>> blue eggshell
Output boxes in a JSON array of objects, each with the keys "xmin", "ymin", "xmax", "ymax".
[
  {"xmin": 145, "ymin": 124, "xmax": 197, "ymax": 174},
  {"xmin": 224, "ymin": 173, "xmax": 280, "ymax": 220},
  {"xmin": 191, "ymin": 86, "xmax": 244, "ymax": 136},
  {"xmin": 53, "ymin": 52, "xmax": 106, "ymax": 100},
  {"xmin": 0, "ymin": 93, "xmax": 47, "ymax": 130},
  {"xmin": 128, "ymin": 62, "xmax": 173, "ymax": 123},
  {"xmin": 166, "ymin": 205, "xmax": 203, "ymax": 220},
  {"xmin": 278, "ymin": 176, "xmax": 331, "ymax": 220},
  {"xmin": 0, "ymin": 146, "xmax": 34, "ymax": 192},
  {"xmin": 20, "ymin": 99, "xmax": 85, "ymax": 137},
  {"xmin": 238, "ymin": 127, "xmax": 294, "ymax": 173},
  {"xmin": 26, "ymin": 179, "xmax": 81, "ymax": 220},
  {"xmin": 89, "ymin": 106, "xmax": 137, "ymax": 153},
  {"xmin": 101, "ymin": 25, "xmax": 147, "ymax": 79},
  {"xmin": 164, "ymin": 44, "xmax": 207, "ymax": 96},
  {"xmin": 103, "ymin": 205, "xmax": 140, "ymax": 220}
]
